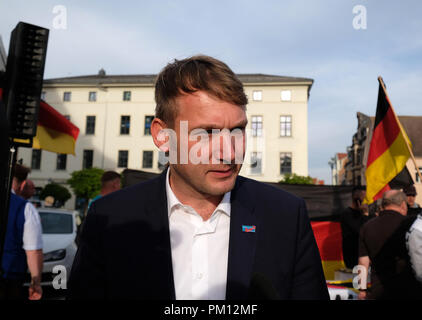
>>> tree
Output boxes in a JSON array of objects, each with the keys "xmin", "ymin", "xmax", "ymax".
[
  {"xmin": 279, "ymin": 173, "xmax": 314, "ymax": 185},
  {"xmin": 67, "ymin": 167, "xmax": 104, "ymax": 215},
  {"xmin": 39, "ymin": 183, "xmax": 71, "ymax": 207}
]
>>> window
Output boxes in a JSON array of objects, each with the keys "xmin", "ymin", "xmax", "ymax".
[
  {"xmin": 250, "ymin": 152, "xmax": 262, "ymax": 174},
  {"xmin": 56, "ymin": 154, "xmax": 67, "ymax": 170},
  {"xmin": 85, "ymin": 116, "xmax": 96, "ymax": 135},
  {"xmin": 120, "ymin": 115, "xmax": 130, "ymax": 135},
  {"xmin": 118, "ymin": 150, "xmax": 129, "ymax": 168},
  {"xmin": 41, "ymin": 91, "xmax": 46, "ymax": 100},
  {"xmin": 142, "ymin": 151, "xmax": 153, "ymax": 168},
  {"xmin": 63, "ymin": 91, "xmax": 71, "ymax": 102},
  {"xmin": 252, "ymin": 90, "xmax": 262, "ymax": 101},
  {"xmin": 31, "ymin": 149, "xmax": 42, "ymax": 170},
  {"xmin": 281, "ymin": 90, "xmax": 291, "ymax": 101},
  {"xmin": 251, "ymin": 116, "xmax": 263, "ymax": 137},
  {"xmin": 144, "ymin": 115, "xmax": 154, "ymax": 135},
  {"xmin": 123, "ymin": 91, "xmax": 131, "ymax": 101},
  {"xmin": 39, "ymin": 212, "xmax": 73, "ymax": 234},
  {"xmin": 82, "ymin": 150, "xmax": 93, "ymax": 169},
  {"xmin": 280, "ymin": 152, "xmax": 292, "ymax": 174},
  {"xmin": 88, "ymin": 91, "xmax": 97, "ymax": 102},
  {"xmin": 416, "ymin": 168, "xmax": 422, "ymax": 183},
  {"xmin": 158, "ymin": 151, "xmax": 167, "ymax": 171},
  {"xmin": 280, "ymin": 116, "xmax": 292, "ymax": 137}
]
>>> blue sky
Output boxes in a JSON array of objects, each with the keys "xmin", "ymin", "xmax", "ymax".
[{"xmin": 1, "ymin": 0, "xmax": 421, "ymax": 183}]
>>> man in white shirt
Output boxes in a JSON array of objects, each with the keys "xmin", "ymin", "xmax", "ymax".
[
  {"xmin": 1, "ymin": 163, "xmax": 43, "ymax": 300},
  {"xmin": 68, "ymin": 55, "xmax": 328, "ymax": 300},
  {"xmin": 407, "ymin": 214, "xmax": 422, "ymax": 284}
]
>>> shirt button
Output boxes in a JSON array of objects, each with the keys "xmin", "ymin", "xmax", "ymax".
[{"xmin": 197, "ymin": 273, "xmax": 203, "ymax": 279}]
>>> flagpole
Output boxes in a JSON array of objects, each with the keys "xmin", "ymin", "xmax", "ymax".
[{"xmin": 378, "ymin": 76, "xmax": 422, "ymax": 183}]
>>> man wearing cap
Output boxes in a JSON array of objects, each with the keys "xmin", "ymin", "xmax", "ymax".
[
  {"xmin": 340, "ymin": 186, "xmax": 374, "ymax": 270},
  {"xmin": 403, "ymin": 185, "xmax": 422, "ymax": 217}
]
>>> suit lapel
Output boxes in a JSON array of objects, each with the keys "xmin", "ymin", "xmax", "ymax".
[
  {"xmin": 226, "ymin": 177, "xmax": 258, "ymax": 300},
  {"xmin": 145, "ymin": 169, "xmax": 176, "ymax": 299}
]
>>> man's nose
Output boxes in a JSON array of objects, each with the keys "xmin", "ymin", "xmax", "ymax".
[
  {"xmin": 212, "ymin": 130, "xmax": 241, "ymax": 164},
  {"xmin": 220, "ymin": 134, "xmax": 236, "ymax": 164}
]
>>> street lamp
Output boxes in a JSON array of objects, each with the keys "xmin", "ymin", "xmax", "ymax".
[{"xmin": 328, "ymin": 157, "xmax": 336, "ymax": 186}]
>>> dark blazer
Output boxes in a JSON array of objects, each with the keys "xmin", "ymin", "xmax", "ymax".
[{"xmin": 67, "ymin": 170, "xmax": 329, "ymax": 300}]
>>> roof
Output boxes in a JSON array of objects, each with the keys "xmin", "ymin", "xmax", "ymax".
[
  {"xmin": 43, "ymin": 73, "xmax": 314, "ymax": 86},
  {"xmin": 369, "ymin": 115, "xmax": 422, "ymax": 157},
  {"xmin": 337, "ymin": 153, "xmax": 347, "ymax": 160}
]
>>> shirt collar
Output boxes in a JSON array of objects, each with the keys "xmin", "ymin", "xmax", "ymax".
[{"xmin": 166, "ymin": 168, "xmax": 231, "ymax": 217}]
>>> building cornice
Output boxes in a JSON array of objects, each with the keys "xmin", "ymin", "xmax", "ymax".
[{"xmin": 43, "ymin": 73, "xmax": 314, "ymax": 88}]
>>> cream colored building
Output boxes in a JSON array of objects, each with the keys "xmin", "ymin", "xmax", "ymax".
[{"xmin": 18, "ymin": 72, "xmax": 313, "ymax": 210}]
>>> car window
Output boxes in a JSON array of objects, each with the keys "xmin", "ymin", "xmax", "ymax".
[{"xmin": 39, "ymin": 212, "xmax": 73, "ymax": 234}]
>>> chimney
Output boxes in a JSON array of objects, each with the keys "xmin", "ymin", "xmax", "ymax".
[{"xmin": 98, "ymin": 68, "xmax": 106, "ymax": 77}]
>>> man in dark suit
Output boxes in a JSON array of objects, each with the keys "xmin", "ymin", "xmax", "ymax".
[{"xmin": 67, "ymin": 55, "xmax": 328, "ymax": 300}]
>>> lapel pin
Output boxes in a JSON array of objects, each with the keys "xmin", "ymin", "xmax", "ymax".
[{"xmin": 242, "ymin": 225, "xmax": 256, "ymax": 233}]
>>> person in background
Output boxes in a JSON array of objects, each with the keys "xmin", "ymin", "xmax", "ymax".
[
  {"xmin": 341, "ymin": 186, "xmax": 374, "ymax": 269},
  {"xmin": 88, "ymin": 171, "xmax": 121, "ymax": 209},
  {"xmin": 403, "ymin": 185, "xmax": 421, "ymax": 217},
  {"xmin": 0, "ymin": 163, "xmax": 43, "ymax": 300},
  {"xmin": 18, "ymin": 179, "xmax": 35, "ymax": 201},
  {"xmin": 76, "ymin": 171, "xmax": 121, "ymax": 246},
  {"xmin": 407, "ymin": 213, "xmax": 422, "ymax": 285},
  {"xmin": 358, "ymin": 190, "xmax": 422, "ymax": 300},
  {"xmin": 43, "ymin": 196, "xmax": 55, "ymax": 207}
]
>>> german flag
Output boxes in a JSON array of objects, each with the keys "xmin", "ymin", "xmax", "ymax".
[
  {"xmin": 365, "ymin": 78, "xmax": 413, "ymax": 204},
  {"xmin": 0, "ymin": 88, "xmax": 79, "ymax": 155},
  {"xmin": 311, "ymin": 221, "xmax": 345, "ymax": 280},
  {"xmin": 32, "ymin": 99, "xmax": 79, "ymax": 155}
]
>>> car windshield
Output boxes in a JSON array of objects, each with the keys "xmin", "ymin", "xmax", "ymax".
[{"xmin": 39, "ymin": 211, "xmax": 73, "ymax": 234}]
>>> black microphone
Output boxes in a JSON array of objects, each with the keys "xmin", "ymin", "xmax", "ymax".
[{"xmin": 248, "ymin": 273, "xmax": 281, "ymax": 300}]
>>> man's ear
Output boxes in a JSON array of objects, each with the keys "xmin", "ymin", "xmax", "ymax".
[
  {"xmin": 401, "ymin": 201, "xmax": 408, "ymax": 215},
  {"xmin": 11, "ymin": 177, "xmax": 20, "ymax": 194},
  {"xmin": 151, "ymin": 118, "xmax": 169, "ymax": 152}
]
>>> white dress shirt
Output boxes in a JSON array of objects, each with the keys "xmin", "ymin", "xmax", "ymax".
[
  {"xmin": 407, "ymin": 215, "xmax": 422, "ymax": 283},
  {"xmin": 23, "ymin": 201, "xmax": 43, "ymax": 250},
  {"xmin": 11, "ymin": 190, "xmax": 43, "ymax": 250},
  {"xmin": 166, "ymin": 169, "xmax": 231, "ymax": 300}
]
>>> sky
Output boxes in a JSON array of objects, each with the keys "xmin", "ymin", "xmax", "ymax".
[{"xmin": 1, "ymin": 0, "xmax": 421, "ymax": 183}]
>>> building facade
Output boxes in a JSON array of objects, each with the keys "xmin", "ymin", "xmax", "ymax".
[
  {"xmin": 18, "ymin": 71, "xmax": 313, "ymax": 210},
  {"xmin": 329, "ymin": 152, "xmax": 347, "ymax": 185},
  {"xmin": 0, "ymin": 36, "xmax": 6, "ymax": 72},
  {"xmin": 343, "ymin": 112, "xmax": 422, "ymax": 204}
]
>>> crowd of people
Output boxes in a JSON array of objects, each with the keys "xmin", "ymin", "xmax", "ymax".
[
  {"xmin": 0, "ymin": 163, "xmax": 121, "ymax": 300},
  {"xmin": 341, "ymin": 185, "xmax": 422, "ymax": 299}
]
